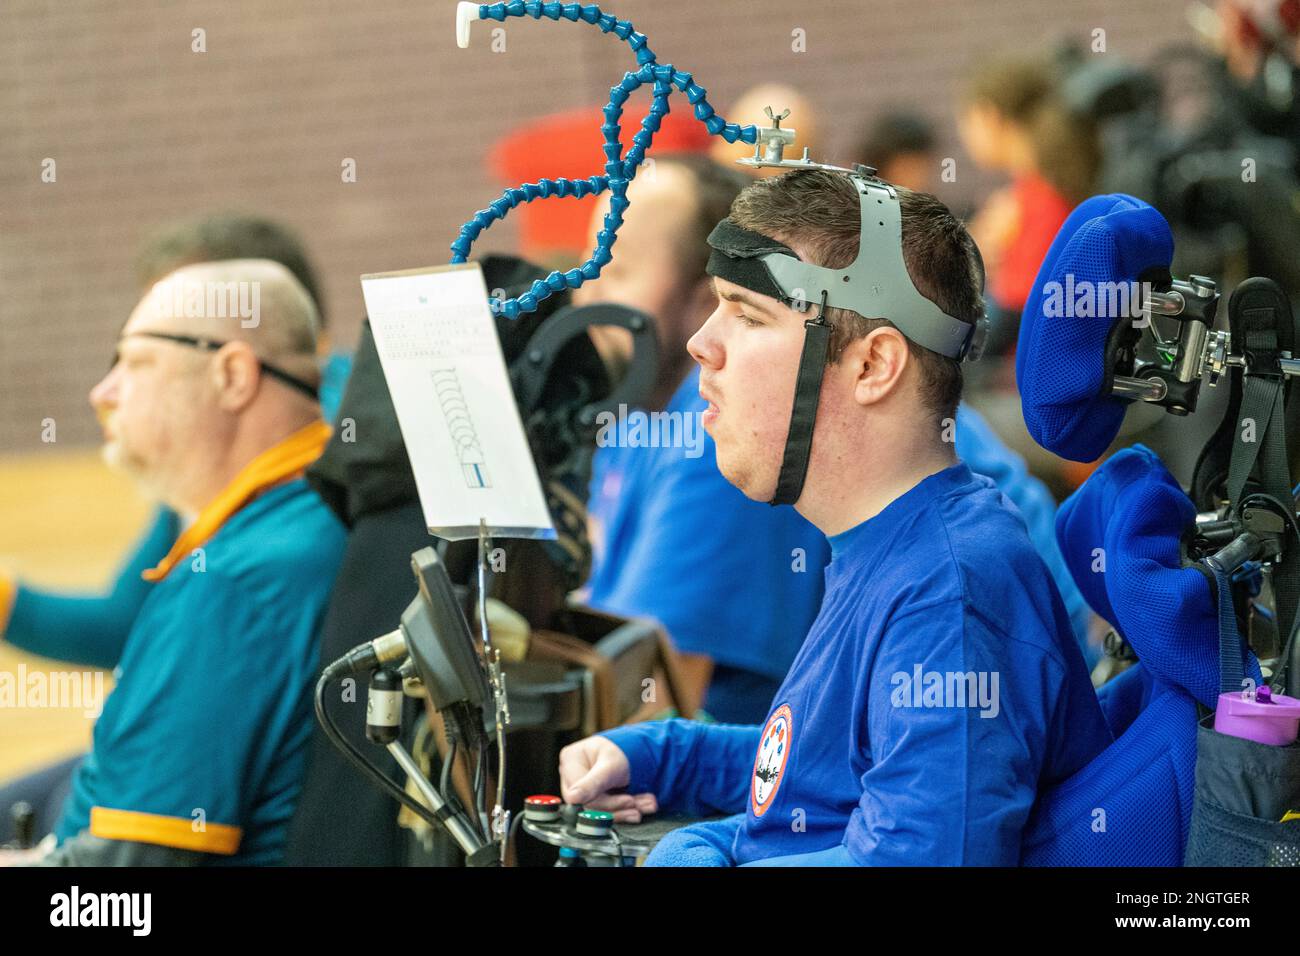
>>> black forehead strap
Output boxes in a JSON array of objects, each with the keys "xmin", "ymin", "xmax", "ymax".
[{"xmin": 706, "ymin": 218, "xmax": 799, "ymax": 305}]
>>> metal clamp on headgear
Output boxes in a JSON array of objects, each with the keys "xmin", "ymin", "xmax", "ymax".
[{"xmin": 707, "ymin": 137, "xmax": 988, "ymax": 505}]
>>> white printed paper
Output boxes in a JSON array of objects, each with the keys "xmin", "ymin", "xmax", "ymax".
[{"xmin": 361, "ymin": 263, "xmax": 555, "ymax": 541}]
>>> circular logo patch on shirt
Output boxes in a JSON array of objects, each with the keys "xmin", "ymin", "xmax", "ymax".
[{"xmin": 751, "ymin": 703, "xmax": 792, "ymax": 817}]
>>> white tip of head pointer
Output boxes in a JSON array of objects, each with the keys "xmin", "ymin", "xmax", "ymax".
[{"xmin": 456, "ymin": 2, "xmax": 478, "ymax": 48}]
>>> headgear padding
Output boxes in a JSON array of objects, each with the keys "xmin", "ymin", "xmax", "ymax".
[
  {"xmin": 1016, "ymin": 194, "xmax": 1174, "ymax": 463},
  {"xmin": 1055, "ymin": 445, "xmax": 1261, "ymax": 708}
]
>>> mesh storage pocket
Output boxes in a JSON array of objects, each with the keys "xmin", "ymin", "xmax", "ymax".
[
  {"xmin": 1185, "ymin": 717, "xmax": 1300, "ymax": 867},
  {"xmin": 1186, "ymin": 801, "xmax": 1300, "ymax": 866}
]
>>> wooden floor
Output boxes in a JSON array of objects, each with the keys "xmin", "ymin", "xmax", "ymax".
[{"xmin": 0, "ymin": 449, "xmax": 152, "ymax": 781}]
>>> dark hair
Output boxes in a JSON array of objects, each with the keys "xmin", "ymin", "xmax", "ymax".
[
  {"xmin": 729, "ymin": 169, "xmax": 984, "ymax": 423},
  {"xmin": 964, "ymin": 56, "xmax": 1100, "ymax": 203},
  {"xmin": 650, "ymin": 153, "xmax": 750, "ymax": 281},
  {"xmin": 859, "ymin": 112, "xmax": 936, "ymax": 167},
  {"xmin": 135, "ymin": 213, "xmax": 326, "ymax": 328}
]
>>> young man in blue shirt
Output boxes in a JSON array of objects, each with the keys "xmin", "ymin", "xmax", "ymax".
[
  {"xmin": 577, "ymin": 156, "xmax": 1091, "ymax": 724},
  {"xmin": 560, "ymin": 169, "xmax": 1110, "ymax": 865},
  {"xmin": 577, "ymin": 156, "xmax": 828, "ymax": 721}
]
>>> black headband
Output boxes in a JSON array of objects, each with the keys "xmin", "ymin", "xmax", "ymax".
[
  {"xmin": 702, "ymin": 180, "xmax": 984, "ymax": 507},
  {"xmin": 705, "ymin": 218, "xmax": 801, "ymax": 306},
  {"xmin": 705, "ymin": 217, "xmax": 834, "ymax": 507}
]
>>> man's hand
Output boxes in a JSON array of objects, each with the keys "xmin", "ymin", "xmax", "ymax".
[{"xmin": 559, "ymin": 735, "xmax": 658, "ymax": 823}]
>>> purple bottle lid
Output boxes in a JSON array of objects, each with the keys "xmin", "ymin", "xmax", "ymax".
[{"xmin": 1215, "ymin": 688, "xmax": 1300, "ymax": 746}]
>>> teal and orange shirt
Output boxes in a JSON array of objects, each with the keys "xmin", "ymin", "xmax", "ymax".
[{"xmin": 7, "ymin": 422, "xmax": 345, "ymax": 864}]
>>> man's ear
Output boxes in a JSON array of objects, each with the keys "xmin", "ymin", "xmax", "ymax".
[
  {"xmin": 842, "ymin": 326, "xmax": 910, "ymax": 407},
  {"xmin": 212, "ymin": 342, "xmax": 262, "ymax": 411}
]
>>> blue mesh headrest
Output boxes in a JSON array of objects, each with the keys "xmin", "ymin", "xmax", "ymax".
[
  {"xmin": 1017, "ymin": 195, "xmax": 1174, "ymax": 463},
  {"xmin": 1056, "ymin": 446, "xmax": 1261, "ymax": 708}
]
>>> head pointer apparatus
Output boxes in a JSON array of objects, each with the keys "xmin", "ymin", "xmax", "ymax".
[{"xmin": 452, "ymin": 2, "xmax": 987, "ymax": 506}]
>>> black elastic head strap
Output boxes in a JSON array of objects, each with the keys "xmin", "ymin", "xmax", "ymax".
[
  {"xmin": 707, "ymin": 223, "xmax": 835, "ymax": 506},
  {"xmin": 707, "ymin": 181, "xmax": 985, "ymax": 361},
  {"xmin": 706, "ymin": 188, "xmax": 985, "ymax": 506},
  {"xmin": 705, "ymin": 220, "xmax": 798, "ymax": 305},
  {"xmin": 771, "ymin": 291, "xmax": 834, "ymax": 506},
  {"xmin": 123, "ymin": 331, "xmax": 321, "ymax": 401}
]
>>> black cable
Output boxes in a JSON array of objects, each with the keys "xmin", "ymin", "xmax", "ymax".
[
  {"xmin": 507, "ymin": 807, "xmax": 525, "ymax": 866},
  {"xmin": 440, "ymin": 739, "xmax": 457, "ymax": 816},
  {"xmin": 610, "ymin": 825, "xmax": 628, "ymax": 866},
  {"xmin": 439, "ymin": 701, "xmax": 490, "ymax": 841},
  {"xmin": 313, "ymin": 670, "xmax": 464, "ymax": 836},
  {"xmin": 1234, "ymin": 491, "xmax": 1300, "ymax": 688}
]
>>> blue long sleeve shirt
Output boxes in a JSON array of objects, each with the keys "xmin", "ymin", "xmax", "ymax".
[
  {"xmin": 586, "ymin": 371, "xmax": 1093, "ymax": 723},
  {"xmin": 604, "ymin": 463, "xmax": 1111, "ymax": 866}
]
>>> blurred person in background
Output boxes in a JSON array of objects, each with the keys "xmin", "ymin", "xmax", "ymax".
[
  {"xmin": 1209, "ymin": 0, "xmax": 1300, "ymax": 142},
  {"xmin": 955, "ymin": 55, "xmax": 1105, "ymax": 503},
  {"xmin": 490, "ymin": 108, "xmax": 712, "ymax": 268},
  {"xmin": 959, "ymin": 55, "xmax": 1102, "ymax": 358},
  {"xmin": 0, "ymin": 217, "xmax": 348, "ymax": 831},
  {"xmin": 858, "ymin": 110, "xmax": 940, "ymax": 193},
  {"xmin": 0, "ymin": 259, "xmax": 344, "ymax": 865}
]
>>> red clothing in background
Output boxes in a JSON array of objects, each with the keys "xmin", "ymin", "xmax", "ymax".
[
  {"xmin": 490, "ymin": 105, "xmax": 711, "ymax": 263},
  {"xmin": 992, "ymin": 173, "xmax": 1073, "ymax": 312}
]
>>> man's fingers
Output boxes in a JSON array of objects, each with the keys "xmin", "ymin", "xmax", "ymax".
[
  {"xmin": 560, "ymin": 775, "xmax": 591, "ymax": 806},
  {"xmin": 591, "ymin": 792, "xmax": 654, "ymax": 823},
  {"xmin": 561, "ymin": 751, "xmax": 621, "ymax": 805},
  {"xmin": 582, "ymin": 792, "xmax": 635, "ymax": 813},
  {"xmin": 558, "ymin": 737, "xmax": 633, "ymax": 807},
  {"xmin": 562, "ymin": 764, "xmax": 614, "ymax": 805},
  {"xmin": 558, "ymin": 744, "xmax": 601, "ymax": 803},
  {"xmin": 632, "ymin": 792, "xmax": 658, "ymax": 816}
]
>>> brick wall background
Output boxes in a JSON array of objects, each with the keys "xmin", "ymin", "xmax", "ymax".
[{"xmin": 1, "ymin": 0, "xmax": 1189, "ymax": 453}]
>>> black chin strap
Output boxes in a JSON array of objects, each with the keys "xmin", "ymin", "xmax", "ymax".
[{"xmin": 771, "ymin": 292, "xmax": 834, "ymax": 506}]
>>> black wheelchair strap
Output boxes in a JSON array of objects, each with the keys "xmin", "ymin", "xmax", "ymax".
[{"xmin": 1226, "ymin": 321, "xmax": 1299, "ymax": 692}]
